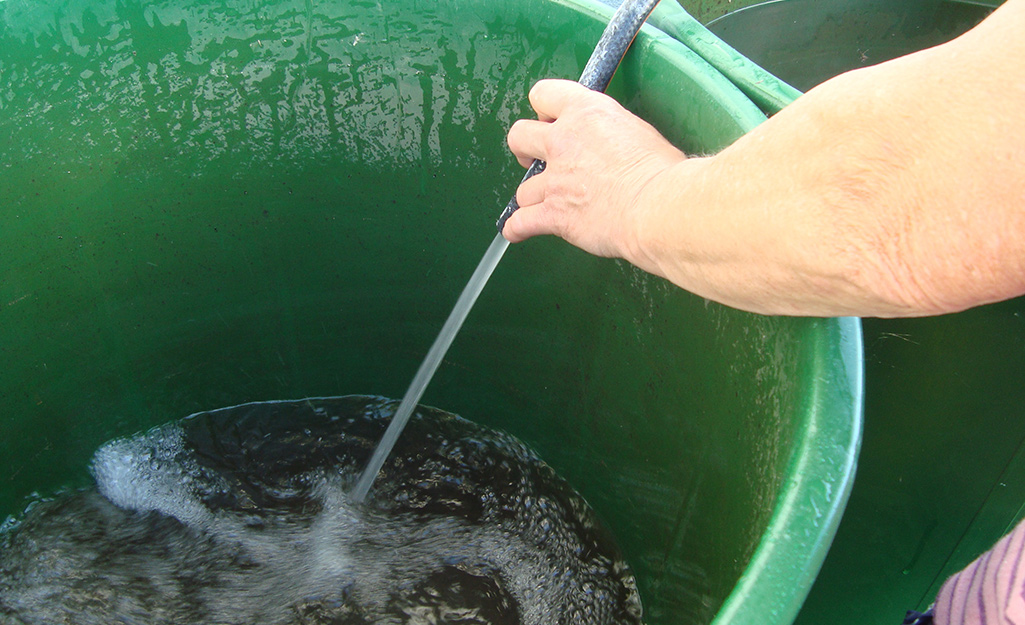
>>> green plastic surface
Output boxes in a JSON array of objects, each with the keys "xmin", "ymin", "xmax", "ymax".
[
  {"xmin": 651, "ymin": 3, "xmax": 802, "ymax": 115},
  {"xmin": 0, "ymin": 0, "xmax": 862, "ymax": 623},
  {"xmin": 706, "ymin": 0, "xmax": 996, "ymax": 92},
  {"xmin": 700, "ymin": 1, "xmax": 1025, "ymax": 623},
  {"xmin": 674, "ymin": 0, "xmax": 775, "ymax": 22}
]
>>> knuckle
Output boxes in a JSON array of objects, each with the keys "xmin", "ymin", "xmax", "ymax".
[{"xmin": 544, "ymin": 121, "xmax": 583, "ymax": 159}]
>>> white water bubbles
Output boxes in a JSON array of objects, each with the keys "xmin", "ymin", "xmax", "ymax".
[{"xmin": 0, "ymin": 395, "xmax": 642, "ymax": 625}]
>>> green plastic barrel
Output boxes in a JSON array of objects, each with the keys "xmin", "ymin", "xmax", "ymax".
[
  {"xmin": 705, "ymin": 0, "xmax": 998, "ymax": 92},
  {"xmin": 0, "ymin": 0, "xmax": 862, "ymax": 623},
  {"xmin": 700, "ymin": 2, "xmax": 1025, "ymax": 623}
]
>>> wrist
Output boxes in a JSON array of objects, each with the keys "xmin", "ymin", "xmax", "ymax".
[{"xmin": 626, "ymin": 156, "xmax": 706, "ymax": 282}]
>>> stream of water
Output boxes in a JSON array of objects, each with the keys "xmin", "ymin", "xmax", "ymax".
[
  {"xmin": 350, "ymin": 0, "xmax": 660, "ymax": 503},
  {"xmin": 349, "ymin": 232, "xmax": 510, "ymax": 503}
]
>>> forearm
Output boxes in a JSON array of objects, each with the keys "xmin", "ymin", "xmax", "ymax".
[
  {"xmin": 635, "ymin": 0, "xmax": 1025, "ymax": 317},
  {"xmin": 505, "ymin": 0, "xmax": 1025, "ymax": 317}
]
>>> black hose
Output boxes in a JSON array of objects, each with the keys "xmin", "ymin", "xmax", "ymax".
[{"xmin": 496, "ymin": 0, "xmax": 662, "ymax": 232}]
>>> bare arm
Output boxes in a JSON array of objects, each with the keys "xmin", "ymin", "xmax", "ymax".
[{"xmin": 504, "ymin": 0, "xmax": 1025, "ymax": 317}]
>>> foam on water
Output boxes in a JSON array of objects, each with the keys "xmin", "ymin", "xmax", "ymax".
[
  {"xmin": 91, "ymin": 424, "xmax": 216, "ymax": 527},
  {"xmin": 0, "ymin": 395, "xmax": 642, "ymax": 625}
]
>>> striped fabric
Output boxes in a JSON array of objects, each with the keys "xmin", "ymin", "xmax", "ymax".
[{"xmin": 935, "ymin": 517, "xmax": 1025, "ymax": 624}]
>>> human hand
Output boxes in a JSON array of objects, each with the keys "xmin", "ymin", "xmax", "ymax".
[
  {"xmin": 503, "ymin": 2, "xmax": 1025, "ymax": 319},
  {"xmin": 503, "ymin": 79, "xmax": 686, "ymax": 263}
]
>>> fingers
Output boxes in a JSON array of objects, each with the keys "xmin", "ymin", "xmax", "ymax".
[
  {"xmin": 515, "ymin": 168, "xmax": 546, "ymax": 209},
  {"xmin": 502, "ymin": 79, "xmax": 611, "ymax": 243},
  {"xmin": 502, "ymin": 203, "xmax": 558, "ymax": 243},
  {"xmin": 500, "ymin": 172, "xmax": 549, "ymax": 243},
  {"xmin": 507, "ymin": 80, "xmax": 599, "ymax": 167},
  {"xmin": 528, "ymin": 79, "xmax": 592, "ymax": 122},
  {"xmin": 507, "ymin": 119, "xmax": 549, "ymax": 167}
]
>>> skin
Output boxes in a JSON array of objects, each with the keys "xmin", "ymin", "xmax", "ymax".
[{"xmin": 504, "ymin": 0, "xmax": 1025, "ymax": 318}]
